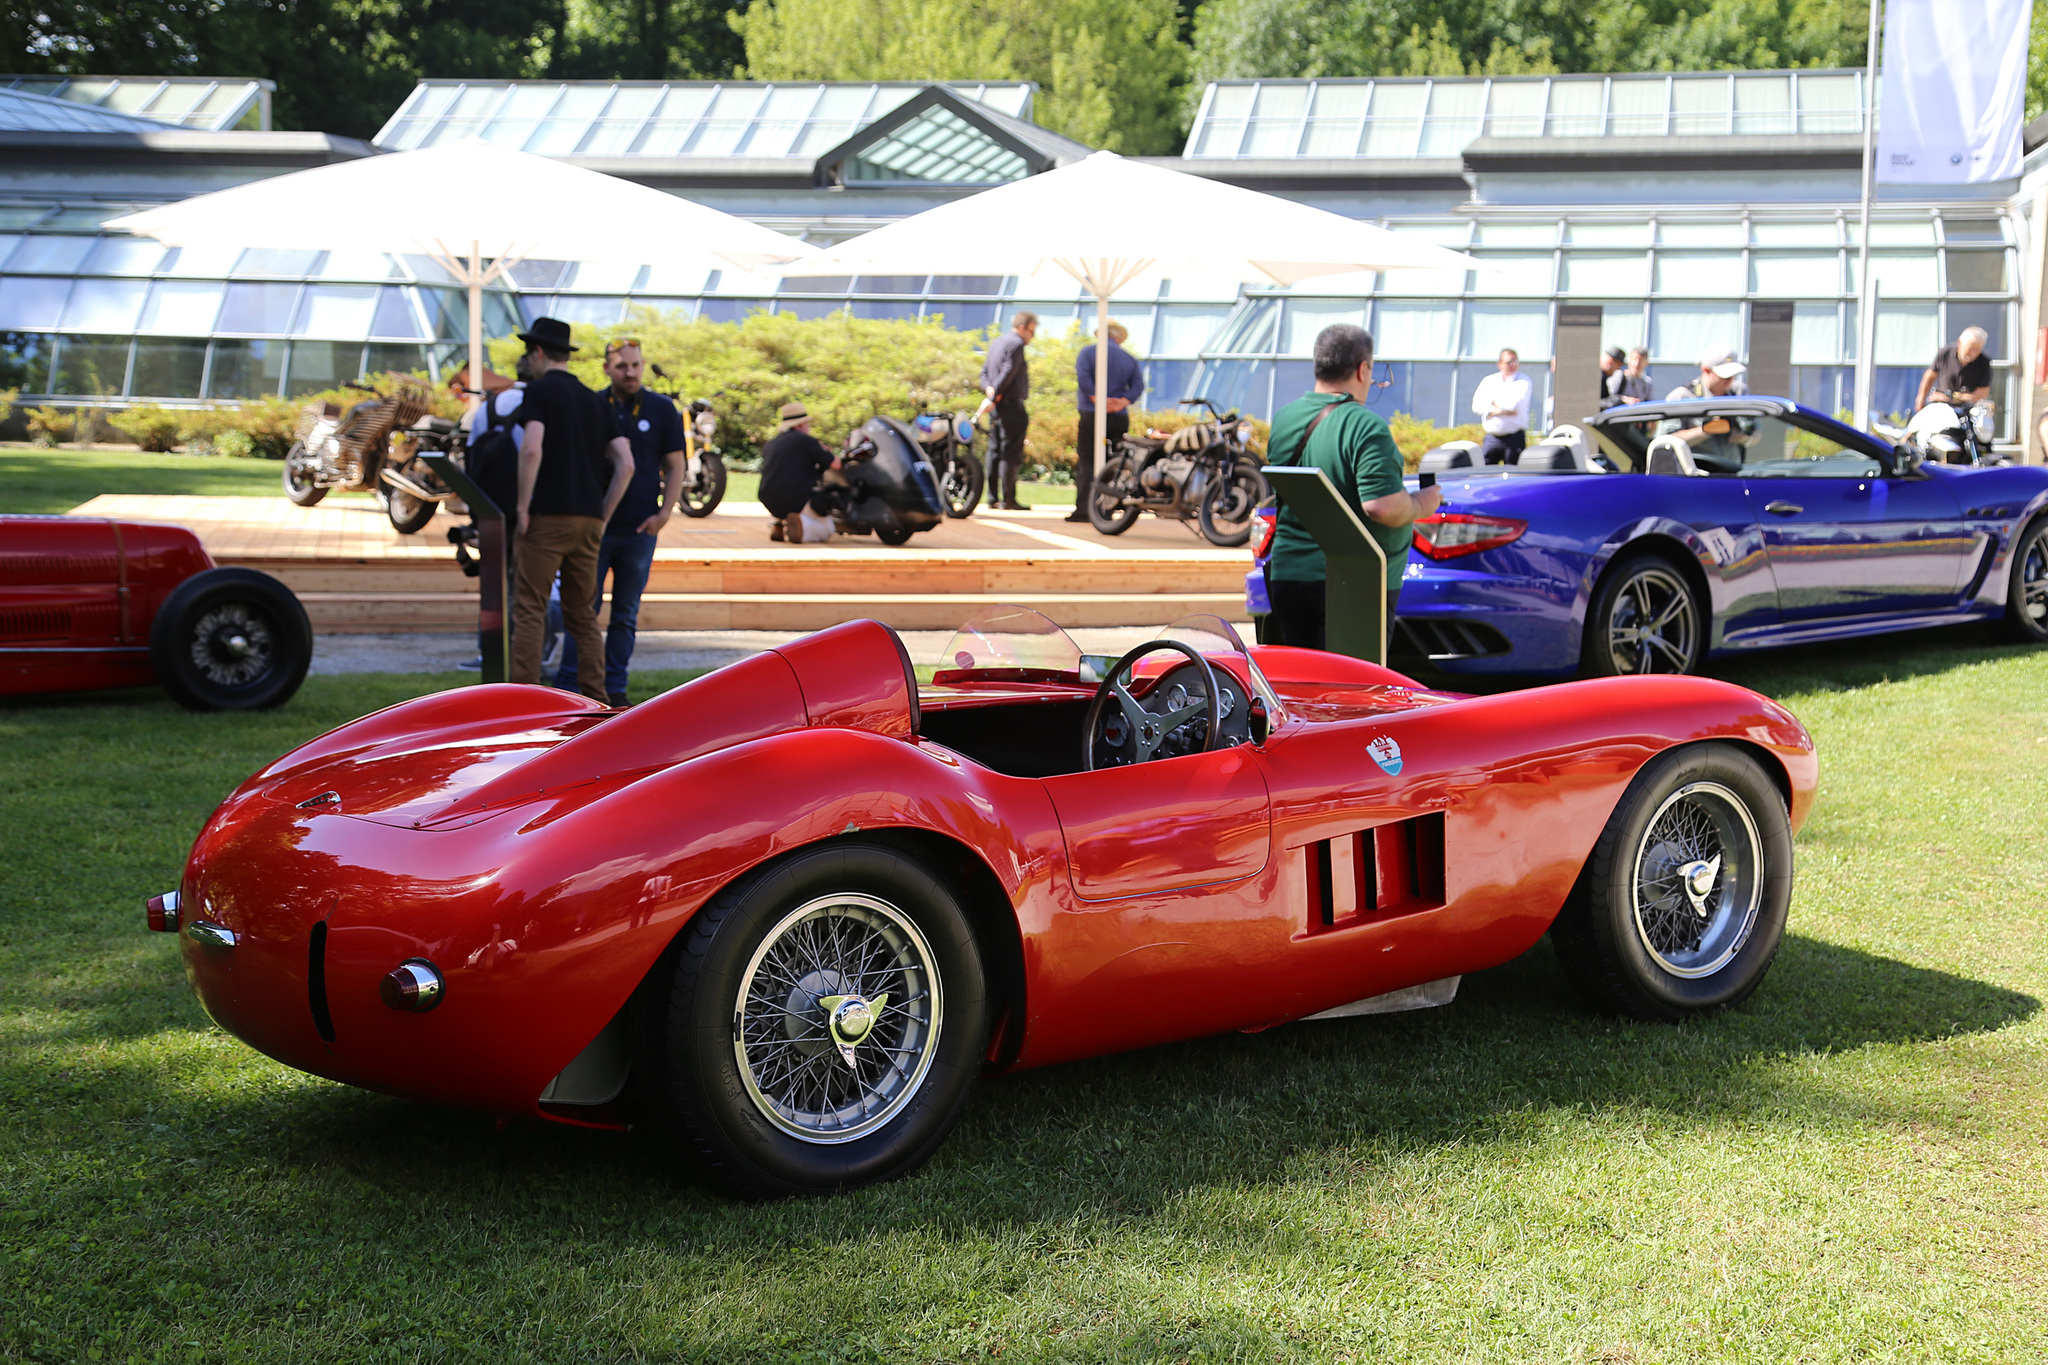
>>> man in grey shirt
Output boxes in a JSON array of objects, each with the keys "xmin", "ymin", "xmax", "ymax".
[{"xmin": 979, "ymin": 310, "xmax": 1037, "ymax": 509}]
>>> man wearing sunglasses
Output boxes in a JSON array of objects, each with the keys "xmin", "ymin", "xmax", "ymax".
[{"xmin": 551, "ymin": 337, "xmax": 688, "ymax": 707}]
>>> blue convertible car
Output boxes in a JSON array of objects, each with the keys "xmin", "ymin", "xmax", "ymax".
[{"xmin": 1250, "ymin": 397, "xmax": 2048, "ymax": 678}]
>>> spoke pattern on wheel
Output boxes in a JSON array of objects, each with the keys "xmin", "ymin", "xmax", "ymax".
[
  {"xmin": 1608, "ymin": 566, "xmax": 1697, "ymax": 676},
  {"xmin": 1629, "ymin": 781, "xmax": 1764, "ymax": 979},
  {"xmin": 2023, "ymin": 530, "xmax": 2048, "ymax": 624},
  {"xmin": 734, "ymin": 893, "xmax": 942, "ymax": 1143},
  {"xmin": 187, "ymin": 603, "xmax": 276, "ymax": 687}
]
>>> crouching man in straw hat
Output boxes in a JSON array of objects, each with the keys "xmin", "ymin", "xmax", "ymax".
[{"xmin": 757, "ymin": 400, "xmax": 840, "ymax": 543}]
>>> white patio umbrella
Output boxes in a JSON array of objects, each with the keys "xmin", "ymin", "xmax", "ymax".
[
  {"xmin": 106, "ymin": 140, "xmax": 816, "ymax": 403},
  {"xmin": 777, "ymin": 150, "xmax": 1478, "ymax": 478}
]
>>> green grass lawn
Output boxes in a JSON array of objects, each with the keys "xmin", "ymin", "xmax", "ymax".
[{"xmin": 3, "ymin": 631, "xmax": 2044, "ymax": 1362}]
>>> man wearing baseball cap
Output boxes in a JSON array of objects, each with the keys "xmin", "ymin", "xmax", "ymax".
[{"xmin": 1660, "ymin": 346, "xmax": 1754, "ymax": 468}]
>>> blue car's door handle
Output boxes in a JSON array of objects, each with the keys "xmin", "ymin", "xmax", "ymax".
[{"xmin": 1765, "ymin": 501, "xmax": 1804, "ymax": 515}]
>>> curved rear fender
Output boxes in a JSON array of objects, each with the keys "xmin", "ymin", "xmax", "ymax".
[
  {"xmin": 1588, "ymin": 522, "xmax": 1719, "ymax": 635},
  {"xmin": 343, "ymin": 728, "xmax": 1055, "ymax": 1114},
  {"xmin": 254, "ymin": 684, "xmax": 605, "ymax": 785}
]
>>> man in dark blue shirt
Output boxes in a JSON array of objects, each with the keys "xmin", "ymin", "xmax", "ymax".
[
  {"xmin": 553, "ymin": 338, "xmax": 688, "ymax": 706},
  {"xmin": 1074, "ymin": 320, "xmax": 1144, "ymax": 524}
]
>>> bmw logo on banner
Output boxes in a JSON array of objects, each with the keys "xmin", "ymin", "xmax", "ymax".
[{"xmin": 1368, "ymin": 735, "xmax": 1403, "ymax": 775}]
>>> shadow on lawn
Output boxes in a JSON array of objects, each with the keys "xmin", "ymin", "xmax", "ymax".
[{"xmin": 9, "ymin": 930, "xmax": 2033, "ymax": 1241}]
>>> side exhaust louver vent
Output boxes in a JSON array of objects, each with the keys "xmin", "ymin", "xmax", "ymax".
[
  {"xmin": 308, "ymin": 920, "xmax": 336, "ymax": 1043},
  {"xmin": 1306, "ymin": 813, "xmax": 1446, "ymax": 933}
]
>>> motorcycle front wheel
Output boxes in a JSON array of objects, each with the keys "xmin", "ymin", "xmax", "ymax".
[
  {"xmin": 282, "ymin": 441, "xmax": 327, "ymax": 508},
  {"xmin": 1197, "ymin": 457, "xmax": 1268, "ymax": 548},
  {"xmin": 1087, "ymin": 456, "xmax": 1142, "ymax": 536},
  {"xmin": 680, "ymin": 454, "xmax": 727, "ymax": 518},
  {"xmin": 941, "ymin": 447, "xmax": 984, "ymax": 518},
  {"xmin": 383, "ymin": 467, "xmax": 438, "ymax": 535}
]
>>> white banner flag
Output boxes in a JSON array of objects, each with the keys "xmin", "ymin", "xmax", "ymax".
[{"xmin": 1876, "ymin": 0, "xmax": 2032, "ymax": 184}]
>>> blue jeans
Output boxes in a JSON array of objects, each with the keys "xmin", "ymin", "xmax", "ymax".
[{"xmin": 554, "ymin": 529, "xmax": 656, "ymax": 698}]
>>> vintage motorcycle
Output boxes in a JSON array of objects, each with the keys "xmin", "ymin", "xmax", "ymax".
[
  {"xmin": 908, "ymin": 405, "xmax": 987, "ymax": 518},
  {"xmin": 648, "ymin": 365, "xmax": 727, "ymax": 517},
  {"xmin": 1086, "ymin": 398, "xmax": 1269, "ymax": 547},
  {"xmin": 821, "ymin": 416, "xmax": 947, "ymax": 545},
  {"xmin": 282, "ymin": 377, "xmax": 458, "ymax": 535},
  {"xmin": 1893, "ymin": 396, "xmax": 2003, "ymax": 466}
]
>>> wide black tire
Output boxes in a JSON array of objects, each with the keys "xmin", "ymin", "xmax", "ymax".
[
  {"xmin": 1087, "ymin": 456, "xmax": 1141, "ymax": 536},
  {"xmin": 1550, "ymin": 742, "xmax": 1792, "ymax": 1022},
  {"xmin": 282, "ymin": 442, "xmax": 327, "ymax": 507},
  {"xmin": 639, "ymin": 841, "xmax": 990, "ymax": 1199},
  {"xmin": 679, "ymin": 455, "xmax": 727, "ymax": 518},
  {"xmin": 383, "ymin": 480, "xmax": 437, "ymax": 535},
  {"xmin": 148, "ymin": 567, "xmax": 313, "ymax": 711},
  {"xmin": 2000, "ymin": 515, "xmax": 2048, "ymax": 643},
  {"xmin": 1197, "ymin": 457, "xmax": 1267, "ymax": 548},
  {"xmin": 876, "ymin": 523, "xmax": 915, "ymax": 546},
  {"xmin": 940, "ymin": 448, "xmax": 985, "ymax": 519},
  {"xmin": 1582, "ymin": 551, "xmax": 1703, "ymax": 677}
]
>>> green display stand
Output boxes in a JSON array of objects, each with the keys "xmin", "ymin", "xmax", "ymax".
[
  {"xmin": 423, "ymin": 454, "xmax": 507, "ymax": 685},
  {"xmin": 1261, "ymin": 465, "xmax": 1389, "ymax": 665}
]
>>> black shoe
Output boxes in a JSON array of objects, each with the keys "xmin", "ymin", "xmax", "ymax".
[
  {"xmin": 607, "ymin": 691, "xmax": 630, "ymax": 708},
  {"xmin": 1062, "ymin": 511, "xmax": 1089, "ymax": 523}
]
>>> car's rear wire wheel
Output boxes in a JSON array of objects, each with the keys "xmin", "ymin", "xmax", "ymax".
[
  {"xmin": 640, "ymin": 840, "xmax": 989, "ymax": 1198},
  {"xmin": 1550, "ymin": 742, "xmax": 1791, "ymax": 1022},
  {"xmin": 1584, "ymin": 555, "xmax": 1701, "ymax": 677},
  {"xmin": 734, "ymin": 893, "xmax": 942, "ymax": 1143}
]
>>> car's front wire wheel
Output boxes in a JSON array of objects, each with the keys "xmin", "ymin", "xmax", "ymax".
[
  {"xmin": 640, "ymin": 841, "xmax": 989, "ymax": 1198},
  {"xmin": 1584, "ymin": 554, "xmax": 1701, "ymax": 676},
  {"xmin": 1550, "ymin": 742, "xmax": 1791, "ymax": 1022}
]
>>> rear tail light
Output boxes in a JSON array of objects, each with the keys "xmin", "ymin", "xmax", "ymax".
[
  {"xmin": 1413, "ymin": 513, "xmax": 1527, "ymax": 560},
  {"xmin": 1250, "ymin": 510, "xmax": 1277, "ymax": 559},
  {"xmin": 146, "ymin": 890, "xmax": 180, "ymax": 933}
]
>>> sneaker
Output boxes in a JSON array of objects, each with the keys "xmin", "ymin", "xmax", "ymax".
[
  {"xmin": 783, "ymin": 513, "xmax": 806, "ymax": 543},
  {"xmin": 457, "ymin": 656, "xmax": 483, "ymax": 670},
  {"xmin": 607, "ymin": 691, "xmax": 630, "ymax": 708},
  {"xmin": 1062, "ymin": 510, "xmax": 1088, "ymax": 523}
]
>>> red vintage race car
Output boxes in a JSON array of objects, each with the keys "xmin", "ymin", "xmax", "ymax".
[
  {"xmin": 152, "ymin": 608, "xmax": 1814, "ymax": 1197},
  {"xmin": 1, "ymin": 514, "xmax": 310, "ymax": 710}
]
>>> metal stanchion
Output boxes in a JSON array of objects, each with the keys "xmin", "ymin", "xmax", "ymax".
[
  {"xmin": 423, "ymin": 454, "xmax": 507, "ymax": 684},
  {"xmin": 1260, "ymin": 465, "xmax": 1390, "ymax": 666}
]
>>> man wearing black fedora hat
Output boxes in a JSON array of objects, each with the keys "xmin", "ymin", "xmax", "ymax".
[{"xmin": 510, "ymin": 316, "xmax": 633, "ymax": 701}]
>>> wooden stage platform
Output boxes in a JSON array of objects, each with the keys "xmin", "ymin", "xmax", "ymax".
[{"xmin": 70, "ymin": 494, "xmax": 1252, "ymax": 632}]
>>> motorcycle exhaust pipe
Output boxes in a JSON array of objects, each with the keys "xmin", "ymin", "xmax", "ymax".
[{"xmin": 380, "ymin": 467, "xmax": 454, "ymax": 502}]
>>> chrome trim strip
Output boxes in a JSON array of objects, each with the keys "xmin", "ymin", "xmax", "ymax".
[{"xmin": 185, "ymin": 920, "xmax": 238, "ymax": 950}]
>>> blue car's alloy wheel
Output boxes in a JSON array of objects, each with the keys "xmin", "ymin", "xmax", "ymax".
[
  {"xmin": 2002, "ymin": 516, "xmax": 2048, "ymax": 644},
  {"xmin": 1586, "ymin": 557, "xmax": 1701, "ymax": 677}
]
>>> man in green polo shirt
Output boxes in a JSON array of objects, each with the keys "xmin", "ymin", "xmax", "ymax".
[{"xmin": 1265, "ymin": 323, "xmax": 1441, "ymax": 650}]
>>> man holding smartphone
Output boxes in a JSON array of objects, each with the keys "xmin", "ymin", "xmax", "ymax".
[{"xmin": 1264, "ymin": 323, "xmax": 1441, "ymax": 651}]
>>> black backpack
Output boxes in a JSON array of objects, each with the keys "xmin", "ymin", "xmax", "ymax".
[{"xmin": 463, "ymin": 389, "xmax": 523, "ymax": 519}]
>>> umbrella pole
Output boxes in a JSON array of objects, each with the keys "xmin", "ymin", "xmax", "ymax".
[
  {"xmin": 467, "ymin": 241, "xmax": 484, "ymax": 415},
  {"xmin": 1093, "ymin": 288, "xmax": 1109, "ymax": 483}
]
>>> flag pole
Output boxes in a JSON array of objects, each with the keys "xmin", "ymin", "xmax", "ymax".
[{"xmin": 1853, "ymin": 1, "xmax": 1882, "ymax": 429}]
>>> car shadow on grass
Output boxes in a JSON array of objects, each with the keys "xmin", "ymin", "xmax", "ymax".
[
  {"xmin": 7, "ymin": 930, "xmax": 2033, "ymax": 1240},
  {"xmin": 1401, "ymin": 622, "xmax": 2048, "ymax": 700}
]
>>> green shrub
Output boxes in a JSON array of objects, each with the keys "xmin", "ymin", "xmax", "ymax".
[
  {"xmin": 25, "ymin": 405, "xmax": 74, "ymax": 447},
  {"xmin": 1385, "ymin": 413, "xmax": 1485, "ymax": 470},
  {"xmin": 0, "ymin": 387, "xmax": 16, "ymax": 427},
  {"xmin": 180, "ymin": 396, "xmax": 299, "ymax": 460},
  {"xmin": 109, "ymin": 403, "xmax": 184, "ymax": 453}
]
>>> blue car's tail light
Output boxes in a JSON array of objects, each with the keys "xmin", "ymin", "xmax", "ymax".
[
  {"xmin": 1413, "ymin": 513, "xmax": 1527, "ymax": 560},
  {"xmin": 1250, "ymin": 508, "xmax": 1277, "ymax": 560}
]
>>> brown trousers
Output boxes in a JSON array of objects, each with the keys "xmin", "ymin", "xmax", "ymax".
[{"xmin": 511, "ymin": 514, "xmax": 605, "ymax": 699}]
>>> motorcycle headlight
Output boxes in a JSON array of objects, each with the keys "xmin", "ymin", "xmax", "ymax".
[
  {"xmin": 695, "ymin": 412, "xmax": 718, "ymax": 436},
  {"xmin": 1971, "ymin": 407, "xmax": 1994, "ymax": 442}
]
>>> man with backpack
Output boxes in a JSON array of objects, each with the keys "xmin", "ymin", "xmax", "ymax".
[{"xmin": 1263, "ymin": 324, "xmax": 1440, "ymax": 651}]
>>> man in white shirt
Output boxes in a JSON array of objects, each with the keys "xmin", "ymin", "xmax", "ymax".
[{"xmin": 1471, "ymin": 348, "xmax": 1533, "ymax": 464}]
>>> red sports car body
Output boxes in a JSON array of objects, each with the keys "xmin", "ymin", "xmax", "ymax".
[
  {"xmin": 2, "ymin": 514, "xmax": 310, "ymax": 709},
  {"xmin": 156, "ymin": 609, "xmax": 1815, "ymax": 1195}
]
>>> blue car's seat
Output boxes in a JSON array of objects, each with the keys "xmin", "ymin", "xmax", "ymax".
[
  {"xmin": 1646, "ymin": 435, "xmax": 1704, "ymax": 477},
  {"xmin": 1418, "ymin": 441, "xmax": 1480, "ymax": 474}
]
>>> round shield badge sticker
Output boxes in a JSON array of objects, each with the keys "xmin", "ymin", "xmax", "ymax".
[{"xmin": 1367, "ymin": 735, "xmax": 1403, "ymax": 775}]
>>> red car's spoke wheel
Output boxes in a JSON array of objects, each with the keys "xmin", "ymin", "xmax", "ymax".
[
  {"xmin": 148, "ymin": 567, "xmax": 312, "ymax": 712},
  {"xmin": 641, "ymin": 841, "xmax": 990, "ymax": 1198},
  {"xmin": 734, "ymin": 893, "xmax": 942, "ymax": 1143},
  {"xmin": 1550, "ymin": 742, "xmax": 1791, "ymax": 1022}
]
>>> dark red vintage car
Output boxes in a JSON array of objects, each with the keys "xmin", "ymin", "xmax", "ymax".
[
  {"xmin": 1, "ymin": 514, "xmax": 310, "ymax": 709},
  {"xmin": 151, "ymin": 608, "xmax": 1814, "ymax": 1197}
]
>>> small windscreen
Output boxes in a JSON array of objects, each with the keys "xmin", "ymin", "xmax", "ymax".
[
  {"xmin": 937, "ymin": 605, "xmax": 1084, "ymax": 681},
  {"xmin": 1151, "ymin": 614, "xmax": 1287, "ymax": 723}
]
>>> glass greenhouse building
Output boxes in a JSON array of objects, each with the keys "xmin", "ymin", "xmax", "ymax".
[{"xmin": 0, "ymin": 68, "xmax": 2040, "ymax": 437}]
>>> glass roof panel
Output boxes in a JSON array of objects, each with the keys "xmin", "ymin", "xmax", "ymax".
[
  {"xmin": 101, "ymin": 81, "xmax": 163, "ymax": 114},
  {"xmin": 524, "ymin": 85, "xmax": 611, "ymax": 155},
  {"xmin": 0, "ymin": 275, "xmax": 69, "ymax": 329},
  {"xmin": 293, "ymin": 284, "xmax": 382, "ymax": 338},
  {"xmin": 1797, "ymin": 74, "xmax": 1860, "ymax": 133},
  {"xmin": 1670, "ymin": 76, "xmax": 1730, "ymax": 136},
  {"xmin": 59, "ymin": 276, "xmax": 147, "ymax": 331},
  {"xmin": 83, "ymin": 237, "xmax": 165, "ymax": 275},
  {"xmin": 9, "ymin": 236, "xmax": 95, "ymax": 274},
  {"xmin": 138, "ymin": 280, "xmax": 225, "ymax": 334},
  {"xmin": 843, "ymin": 104, "xmax": 1028, "ymax": 183},
  {"xmin": 1547, "ymin": 79, "xmax": 1603, "ymax": 137},
  {"xmin": 1419, "ymin": 82, "xmax": 1484, "ymax": 156},
  {"xmin": 581, "ymin": 85, "xmax": 661, "ymax": 157},
  {"xmin": 1608, "ymin": 78, "xmax": 1666, "ymax": 137},
  {"xmin": 635, "ymin": 86, "xmax": 715, "ymax": 155},
  {"xmin": 1486, "ymin": 81, "xmax": 1546, "ymax": 137},
  {"xmin": 1733, "ymin": 74, "xmax": 1791, "ymax": 135},
  {"xmin": 1362, "ymin": 84, "xmax": 1425, "ymax": 156}
]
